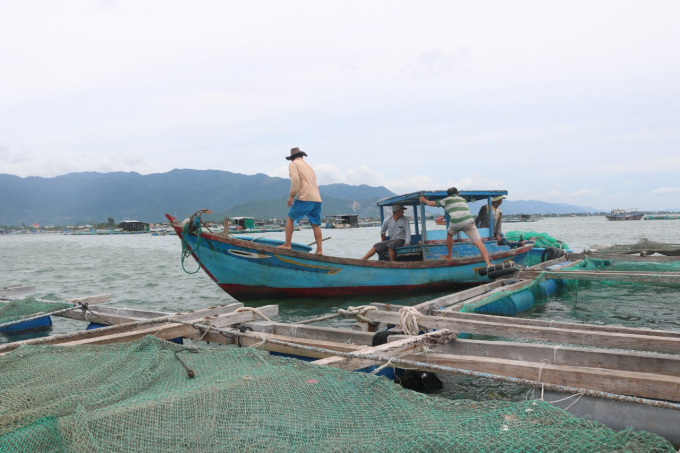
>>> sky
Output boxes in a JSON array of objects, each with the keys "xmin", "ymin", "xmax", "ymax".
[{"xmin": 0, "ymin": 1, "xmax": 678, "ymax": 210}]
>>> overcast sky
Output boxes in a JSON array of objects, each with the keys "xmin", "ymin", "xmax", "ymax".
[{"xmin": 1, "ymin": 1, "xmax": 678, "ymax": 210}]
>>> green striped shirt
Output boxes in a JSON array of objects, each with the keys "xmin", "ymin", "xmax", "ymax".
[{"xmin": 435, "ymin": 196, "xmax": 474, "ymax": 227}]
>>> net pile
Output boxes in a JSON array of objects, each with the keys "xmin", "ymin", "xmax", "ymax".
[
  {"xmin": 460, "ymin": 259, "xmax": 680, "ymax": 331},
  {"xmin": 0, "ymin": 336, "xmax": 673, "ymax": 452},
  {"xmin": 506, "ymin": 230, "xmax": 569, "ymax": 250},
  {"xmin": 0, "ymin": 298, "xmax": 72, "ymax": 327}
]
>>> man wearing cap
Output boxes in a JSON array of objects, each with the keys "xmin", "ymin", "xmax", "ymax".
[
  {"xmin": 361, "ymin": 204, "xmax": 411, "ymax": 261},
  {"xmin": 278, "ymin": 147, "xmax": 324, "ymax": 255},
  {"xmin": 419, "ymin": 188, "xmax": 493, "ymax": 266},
  {"xmin": 475, "ymin": 195, "xmax": 505, "ymax": 243}
]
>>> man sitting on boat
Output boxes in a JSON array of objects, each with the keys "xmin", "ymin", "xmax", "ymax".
[
  {"xmin": 475, "ymin": 195, "xmax": 505, "ymax": 244},
  {"xmin": 419, "ymin": 188, "xmax": 493, "ymax": 266},
  {"xmin": 361, "ymin": 204, "xmax": 411, "ymax": 261},
  {"xmin": 277, "ymin": 147, "xmax": 324, "ymax": 255}
]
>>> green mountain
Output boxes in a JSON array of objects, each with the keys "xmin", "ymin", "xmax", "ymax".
[{"xmin": 0, "ymin": 170, "xmax": 395, "ymax": 226}]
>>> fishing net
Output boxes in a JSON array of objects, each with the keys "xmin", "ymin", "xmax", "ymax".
[
  {"xmin": 0, "ymin": 298, "xmax": 72, "ymax": 329},
  {"xmin": 561, "ymin": 257, "xmax": 680, "ymax": 273},
  {"xmin": 0, "ymin": 336, "xmax": 673, "ymax": 452},
  {"xmin": 460, "ymin": 261, "xmax": 680, "ymax": 332},
  {"xmin": 505, "ymin": 230, "xmax": 569, "ymax": 250}
]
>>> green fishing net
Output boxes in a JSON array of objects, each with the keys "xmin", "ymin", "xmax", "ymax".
[
  {"xmin": 460, "ymin": 258, "xmax": 680, "ymax": 332},
  {"xmin": 506, "ymin": 230, "xmax": 569, "ymax": 250},
  {"xmin": 0, "ymin": 336, "xmax": 673, "ymax": 452},
  {"xmin": 0, "ymin": 298, "xmax": 72, "ymax": 328}
]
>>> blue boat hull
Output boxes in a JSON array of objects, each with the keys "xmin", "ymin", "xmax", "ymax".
[{"xmin": 168, "ymin": 215, "xmax": 532, "ymax": 300}]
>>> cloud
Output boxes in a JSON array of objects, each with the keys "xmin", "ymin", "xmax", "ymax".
[{"xmin": 650, "ymin": 187, "xmax": 680, "ymax": 195}]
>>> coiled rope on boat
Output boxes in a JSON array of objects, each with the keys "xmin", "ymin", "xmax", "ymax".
[{"xmin": 181, "ymin": 210, "xmax": 212, "ymax": 275}]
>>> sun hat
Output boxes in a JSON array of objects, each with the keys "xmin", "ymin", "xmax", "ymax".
[
  {"xmin": 392, "ymin": 204, "xmax": 405, "ymax": 213},
  {"xmin": 492, "ymin": 195, "xmax": 507, "ymax": 202},
  {"xmin": 286, "ymin": 147, "xmax": 308, "ymax": 160}
]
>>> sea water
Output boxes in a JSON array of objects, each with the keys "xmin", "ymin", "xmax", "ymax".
[{"xmin": 1, "ymin": 217, "xmax": 679, "ymax": 399}]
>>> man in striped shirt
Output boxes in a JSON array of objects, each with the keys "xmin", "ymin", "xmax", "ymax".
[{"xmin": 419, "ymin": 187, "xmax": 492, "ymax": 266}]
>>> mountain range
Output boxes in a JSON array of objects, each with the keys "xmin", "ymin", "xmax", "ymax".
[{"xmin": 0, "ymin": 170, "xmax": 602, "ymax": 226}]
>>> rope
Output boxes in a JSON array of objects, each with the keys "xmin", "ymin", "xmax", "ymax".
[
  {"xmin": 399, "ymin": 307, "xmax": 421, "ymax": 336},
  {"xmin": 295, "ymin": 305, "xmax": 378, "ymax": 325},
  {"xmin": 173, "ymin": 348, "xmax": 199, "ymax": 378},
  {"xmin": 235, "ymin": 307, "xmax": 273, "ymax": 322},
  {"xmin": 337, "ymin": 306, "xmax": 378, "ymax": 325},
  {"xmin": 181, "ymin": 211, "xmax": 209, "ymax": 274}
]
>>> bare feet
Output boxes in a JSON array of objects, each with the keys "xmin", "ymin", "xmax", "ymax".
[
  {"xmin": 276, "ymin": 244, "xmax": 292, "ymax": 249},
  {"xmin": 315, "ymin": 249, "xmax": 323, "ymax": 255},
  {"xmin": 444, "ymin": 255, "xmax": 452, "ymax": 261}
]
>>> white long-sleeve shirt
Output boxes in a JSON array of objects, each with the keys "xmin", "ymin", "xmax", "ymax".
[{"xmin": 289, "ymin": 159, "xmax": 322, "ymax": 202}]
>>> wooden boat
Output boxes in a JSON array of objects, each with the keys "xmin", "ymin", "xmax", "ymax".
[
  {"xmin": 434, "ymin": 216, "xmax": 446, "ymax": 225},
  {"xmin": 605, "ymin": 208, "xmax": 644, "ymax": 221},
  {"xmin": 167, "ymin": 190, "xmax": 532, "ymax": 301}
]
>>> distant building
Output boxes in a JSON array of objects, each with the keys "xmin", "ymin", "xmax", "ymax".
[{"xmin": 118, "ymin": 220, "xmax": 149, "ymax": 232}]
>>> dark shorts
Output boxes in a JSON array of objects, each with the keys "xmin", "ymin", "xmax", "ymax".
[
  {"xmin": 373, "ymin": 238, "xmax": 405, "ymax": 253},
  {"xmin": 287, "ymin": 200, "xmax": 322, "ymax": 225}
]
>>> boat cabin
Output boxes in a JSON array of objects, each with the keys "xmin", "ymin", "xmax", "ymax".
[
  {"xmin": 377, "ymin": 190, "xmax": 509, "ymax": 262},
  {"xmin": 119, "ymin": 220, "xmax": 149, "ymax": 232},
  {"xmin": 325, "ymin": 215, "xmax": 359, "ymax": 228}
]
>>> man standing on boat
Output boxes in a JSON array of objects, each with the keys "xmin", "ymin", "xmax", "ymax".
[
  {"xmin": 419, "ymin": 188, "xmax": 493, "ymax": 266},
  {"xmin": 361, "ymin": 204, "xmax": 411, "ymax": 261},
  {"xmin": 278, "ymin": 147, "xmax": 324, "ymax": 255},
  {"xmin": 475, "ymin": 195, "xmax": 505, "ymax": 243}
]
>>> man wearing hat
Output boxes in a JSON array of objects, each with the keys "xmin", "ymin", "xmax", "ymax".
[
  {"xmin": 278, "ymin": 147, "xmax": 324, "ymax": 254},
  {"xmin": 475, "ymin": 195, "xmax": 506, "ymax": 243},
  {"xmin": 361, "ymin": 204, "xmax": 411, "ymax": 261}
]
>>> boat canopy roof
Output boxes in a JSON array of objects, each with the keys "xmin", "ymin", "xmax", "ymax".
[{"xmin": 377, "ymin": 190, "xmax": 509, "ymax": 207}]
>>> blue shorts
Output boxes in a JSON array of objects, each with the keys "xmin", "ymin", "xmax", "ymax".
[{"xmin": 287, "ymin": 200, "xmax": 322, "ymax": 225}]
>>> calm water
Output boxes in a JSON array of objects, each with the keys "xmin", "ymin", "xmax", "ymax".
[{"xmin": 2, "ymin": 217, "xmax": 679, "ymax": 399}]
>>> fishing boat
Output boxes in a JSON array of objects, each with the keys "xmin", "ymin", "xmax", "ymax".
[
  {"xmin": 167, "ymin": 190, "xmax": 532, "ymax": 301},
  {"xmin": 434, "ymin": 216, "xmax": 446, "ymax": 225},
  {"xmin": 605, "ymin": 208, "xmax": 645, "ymax": 221}
]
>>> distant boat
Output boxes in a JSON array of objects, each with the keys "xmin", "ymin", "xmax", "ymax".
[
  {"xmin": 434, "ymin": 216, "xmax": 446, "ymax": 226},
  {"xmin": 605, "ymin": 208, "xmax": 645, "ymax": 221}
]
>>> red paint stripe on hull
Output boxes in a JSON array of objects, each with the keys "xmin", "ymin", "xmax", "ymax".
[{"xmin": 219, "ymin": 282, "xmax": 480, "ymax": 301}]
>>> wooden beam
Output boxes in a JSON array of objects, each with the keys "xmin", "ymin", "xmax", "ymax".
[
  {"xmin": 311, "ymin": 329, "xmax": 458, "ymax": 370},
  {"xmin": 0, "ymin": 285, "xmax": 36, "ymax": 297},
  {"xmin": 364, "ymin": 310, "xmax": 680, "ymax": 354},
  {"xmin": 520, "ymin": 269, "xmax": 680, "ymax": 283},
  {"xmin": 59, "ymin": 305, "xmax": 278, "ymax": 346},
  {"xmin": 421, "ymin": 353, "xmax": 680, "ymax": 402},
  {"xmin": 570, "ymin": 253, "xmax": 680, "ymax": 262}
]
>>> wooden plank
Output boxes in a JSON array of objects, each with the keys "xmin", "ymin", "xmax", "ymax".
[
  {"xmin": 312, "ymin": 329, "xmax": 457, "ymax": 371},
  {"xmin": 520, "ymin": 269, "xmax": 680, "ymax": 282},
  {"xmin": 410, "ymin": 280, "xmax": 505, "ymax": 310},
  {"xmin": 364, "ymin": 310, "xmax": 680, "ymax": 354},
  {"xmin": 570, "ymin": 253, "xmax": 680, "ymax": 262},
  {"xmin": 233, "ymin": 321, "xmax": 680, "ymax": 375},
  {"xmin": 421, "ymin": 353, "xmax": 680, "ymax": 402},
  {"xmin": 425, "ymin": 339, "xmax": 680, "ymax": 375},
  {"xmin": 430, "ymin": 311, "xmax": 680, "ymax": 339},
  {"xmin": 58, "ymin": 302, "xmax": 243, "ymax": 326},
  {"xmin": 59, "ymin": 305, "xmax": 278, "ymax": 346},
  {"xmin": 0, "ymin": 285, "xmax": 36, "ymax": 297}
]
